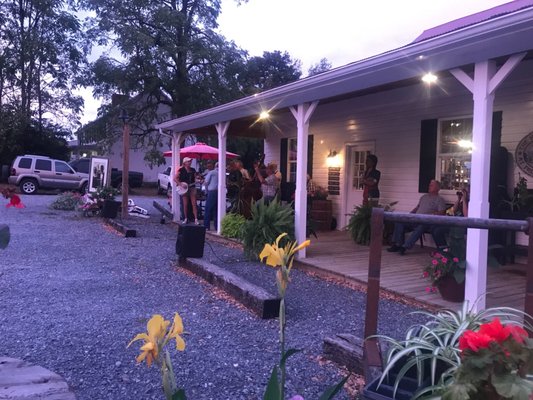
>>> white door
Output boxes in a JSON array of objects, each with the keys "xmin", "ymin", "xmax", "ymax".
[{"xmin": 345, "ymin": 143, "xmax": 374, "ymax": 225}]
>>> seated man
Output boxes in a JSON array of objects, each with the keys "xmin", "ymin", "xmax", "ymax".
[{"xmin": 387, "ymin": 179, "xmax": 447, "ymax": 255}]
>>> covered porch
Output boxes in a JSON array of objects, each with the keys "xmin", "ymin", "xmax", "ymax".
[{"xmin": 300, "ymin": 229, "xmax": 527, "ymax": 311}]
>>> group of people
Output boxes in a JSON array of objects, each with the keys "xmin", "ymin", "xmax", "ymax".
[
  {"xmin": 173, "ymin": 150, "xmax": 468, "ymax": 253},
  {"xmin": 360, "ymin": 153, "xmax": 469, "ymax": 255},
  {"xmin": 173, "ymin": 157, "xmax": 218, "ymax": 229},
  {"xmin": 387, "ymin": 180, "xmax": 469, "ymax": 255},
  {"xmin": 173, "ymin": 156, "xmax": 282, "ymax": 229}
]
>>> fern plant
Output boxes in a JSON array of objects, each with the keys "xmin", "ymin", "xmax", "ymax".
[
  {"xmin": 241, "ymin": 198, "xmax": 294, "ymax": 260},
  {"xmin": 346, "ymin": 201, "xmax": 397, "ymax": 245},
  {"xmin": 221, "ymin": 213, "xmax": 246, "ymax": 239}
]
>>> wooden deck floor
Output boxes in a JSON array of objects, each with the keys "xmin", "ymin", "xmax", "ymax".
[{"xmin": 299, "ymin": 230, "xmax": 526, "ymax": 311}]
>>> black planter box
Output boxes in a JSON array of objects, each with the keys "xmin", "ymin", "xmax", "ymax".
[
  {"xmin": 101, "ymin": 200, "xmax": 121, "ymax": 219},
  {"xmin": 363, "ymin": 373, "xmax": 422, "ymax": 400}
]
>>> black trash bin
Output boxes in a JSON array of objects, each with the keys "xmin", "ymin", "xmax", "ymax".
[{"xmin": 101, "ymin": 200, "xmax": 121, "ymax": 219}]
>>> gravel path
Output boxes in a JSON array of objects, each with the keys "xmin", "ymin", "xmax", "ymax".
[{"xmin": 0, "ymin": 194, "xmax": 428, "ymax": 399}]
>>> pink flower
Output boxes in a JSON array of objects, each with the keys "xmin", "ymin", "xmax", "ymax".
[
  {"xmin": 441, "ymin": 257, "xmax": 448, "ymax": 263},
  {"xmin": 425, "ymin": 287, "xmax": 431, "ymax": 292},
  {"xmin": 434, "ymin": 252, "xmax": 442, "ymax": 258},
  {"xmin": 432, "ymin": 259, "xmax": 438, "ymax": 265},
  {"xmin": 453, "ymin": 257, "xmax": 459, "ymax": 262},
  {"xmin": 422, "ymin": 271, "xmax": 429, "ymax": 278}
]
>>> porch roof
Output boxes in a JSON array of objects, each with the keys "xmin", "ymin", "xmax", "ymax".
[{"xmin": 156, "ymin": 4, "xmax": 533, "ymax": 135}]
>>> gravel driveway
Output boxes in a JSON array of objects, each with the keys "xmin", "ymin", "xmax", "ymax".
[{"xmin": 0, "ymin": 194, "xmax": 427, "ymax": 399}]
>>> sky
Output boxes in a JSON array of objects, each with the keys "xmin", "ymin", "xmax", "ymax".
[{"xmin": 78, "ymin": 0, "xmax": 510, "ymax": 125}]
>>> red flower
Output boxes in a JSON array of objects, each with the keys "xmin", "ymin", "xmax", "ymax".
[
  {"xmin": 459, "ymin": 330, "xmax": 494, "ymax": 352},
  {"xmin": 479, "ymin": 318, "xmax": 510, "ymax": 343},
  {"xmin": 506, "ymin": 324, "xmax": 528, "ymax": 344}
]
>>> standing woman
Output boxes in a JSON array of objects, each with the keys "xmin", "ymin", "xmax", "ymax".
[
  {"xmin": 362, "ymin": 154, "xmax": 381, "ymax": 206},
  {"xmin": 174, "ymin": 157, "xmax": 199, "ymax": 224}
]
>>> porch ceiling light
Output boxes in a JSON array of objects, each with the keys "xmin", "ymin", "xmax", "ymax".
[
  {"xmin": 259, "ymin": 111, "xmax": 270, "ymax": 120},
  {"xmin": 422, "ymin": 72, "xmax": 438, "ymax": 84}
]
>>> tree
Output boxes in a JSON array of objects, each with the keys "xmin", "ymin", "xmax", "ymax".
[
  {"xmin": 240, "ymin": 51, "xmax": 302, "ymax": 95},
  {"xmin": 307, "ymin": 58, "xmax": 332, "ymax": 77},
  {"xmin": 0, "ymin": 0, "xmax": 88, "ymax": 129},
  {"xmin": 78, "ymin": 1, "xmax": 302, "ymax": 165}
]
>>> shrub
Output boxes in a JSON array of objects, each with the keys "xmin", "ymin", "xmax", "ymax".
[
  {"xmin": 221, "ymin": 213, "xmax": 246, "ymax": 239},
  {"xmin": 50, "ymin": 191, "xmax": 81, "ymax": 211},
  {"xmin": 241, "ymin": 198, "xmax": 294, "ymax": 260},
  {"xmin": 346, "ymin": 201, "xmax": 397, "ymax": 245}
]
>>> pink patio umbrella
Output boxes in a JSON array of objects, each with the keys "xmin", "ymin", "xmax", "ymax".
[{"xmin": 163, "ymin": 142, "xmax": 239, "ymax": 160}]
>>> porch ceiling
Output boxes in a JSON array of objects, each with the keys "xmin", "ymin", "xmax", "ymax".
[{"xmin": 156, "ymin": 6, "xmax": 533, "ymax": 135}]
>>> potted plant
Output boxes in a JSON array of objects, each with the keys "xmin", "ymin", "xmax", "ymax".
[
  {"xmin": 365, "ymin": 302, "xmax": 533, "ymax": 400},
  {"xmin": 422, "ymin": 247, "xmax": 466, "ymax": 302},
  {"xmin": 500, "ymin": 174, "xmax": 533, "ymax": 217},
  {"xmin": 346, "ymin": 201, "xmax": 397, "ymax": 245},
  {"xmin": 96, "ymin": 186, "xmax": 121, "ymax": 218}
]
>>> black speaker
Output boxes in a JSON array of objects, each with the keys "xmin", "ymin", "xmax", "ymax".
[{"xmin": 176, "ymin": 224, "xmax": 206, "ymax": 258}]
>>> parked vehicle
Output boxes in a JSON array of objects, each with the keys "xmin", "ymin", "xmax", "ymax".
[
  {"xmin": 9, "ymin": 155, "xmax": 89, "ymax": 194},
  {"xmin": 157, "ymin": 166, "xmax": 173, "ymax": 194},
  {"xmin": 69, "ymin": 158, "xmax": 144, "ymax": 189}
]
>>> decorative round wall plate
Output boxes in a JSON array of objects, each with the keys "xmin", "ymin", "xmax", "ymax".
[{"xmin": 515, "ymin": 131, "xmax": 533, "ymax": 177}]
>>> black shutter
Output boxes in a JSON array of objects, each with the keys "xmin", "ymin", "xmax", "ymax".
[
  {"xmin": 307, "ymin": 135, "xmax": 314, "ymax": 178},
  {"xmin": 280, "ymin": 138, "xmax": 288, "ymax": 183},
  {"xmin": 418, "ymin": 119, "xmax": 438, "ymax": 193},
  {"xmin": 489, "ymin": 111, "xmax": 505, "ymax": 216}
]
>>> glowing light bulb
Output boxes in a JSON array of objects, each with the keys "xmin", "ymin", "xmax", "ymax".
[{"xmin": 422, "ymin": 73, "xmax": 438, "ymax": 84}]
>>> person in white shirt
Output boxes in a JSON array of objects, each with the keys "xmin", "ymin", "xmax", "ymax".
[{"xmin": 203, "ymin": 160, "xmax": 218, "ymax": 230}]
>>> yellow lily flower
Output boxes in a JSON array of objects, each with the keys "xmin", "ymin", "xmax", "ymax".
[
  {"xmin": 259, "ymin": 233, "xmax": 310, "ymax": 270},
  {"xmin": 166, "ymin": 313, "xmax": 186, "ymax": 351},
  {"xmin": 128, "ymin": 314, "xmax": 172, "ymax": 367}
]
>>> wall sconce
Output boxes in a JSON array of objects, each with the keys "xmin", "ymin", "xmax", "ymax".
[{"xmin": 326, "ymin": 150, "xmax": 341, "ymax": 168}]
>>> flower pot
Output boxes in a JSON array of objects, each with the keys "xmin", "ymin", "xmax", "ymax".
[
  {"xmin": 436, "ymin": 275, "xmax": 465, "ymax": 302},
  {"xmin": 101, "ymin": 200, "xmax": 121, "ymax": 219}
]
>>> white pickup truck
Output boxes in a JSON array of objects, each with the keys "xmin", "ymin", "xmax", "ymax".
[{"xmin": 157, "ymin": 166, "xmax": 173, "ymax": 194}]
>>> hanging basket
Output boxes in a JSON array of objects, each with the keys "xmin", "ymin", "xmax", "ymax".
[{"xmin": 436, "ymin": 275, "xmax": 465, "ymax": 302}]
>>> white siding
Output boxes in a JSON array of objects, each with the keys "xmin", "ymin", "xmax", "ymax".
[{"xmin": 265, "ymin": 59, "xmax": 533, "ymax": 229}]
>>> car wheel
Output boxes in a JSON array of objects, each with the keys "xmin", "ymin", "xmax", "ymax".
[
  {"xmin": 20, "ymin": 178, "xmax": 38, "ymax": 195},
  {"xmin": 80, "ymin": 182, "xmax": 88, "ymax": 194},
  {"xmin": 157, "ymin": 181, "xmax": 163, "ymax": 195}
]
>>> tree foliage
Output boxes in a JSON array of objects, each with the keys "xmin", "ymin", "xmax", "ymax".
[
  {"xmin": 0, "ymin": 0, "xmax": 88, "ymax": 166},
  {"xmin": 239, "ymin": 51, "xmax": 301, "ymax": 95},
  {"xmin": 78, "ymin": 0, "xmax": 302, "ymax": 165},
  {"xmin": 308, "ymin": 58, "xmax": 332, "ymax": 77}
]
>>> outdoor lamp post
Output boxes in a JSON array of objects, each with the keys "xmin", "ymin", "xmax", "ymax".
[{"xmin": 119, "ymin": 108, "xmax": 130, "ymax": 219}]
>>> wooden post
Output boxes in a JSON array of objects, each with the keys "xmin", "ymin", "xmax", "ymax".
[
  {"xmin": 364, "ymin": 207, "xmax": 384, "ymax": 377},
  {"xmin": 121, "ymin": 117, "xmax": 130, "ymax": 219},
  {"xmin": 526, "ymin": 218, "xmax": 533, "ymax": 332}
]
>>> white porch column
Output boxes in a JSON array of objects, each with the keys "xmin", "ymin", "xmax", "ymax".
[
  {"xmin": 450, "ymin": 53, "xmax": 525, "ymax": 311},
  {"xmin": 290, "ymin": 102, "xmax": 318, "ymax": 258},
  {"xmin": 171, "ymin": 132, "xmax": 183, "ymax": 223},
  {"xmin": 216, "ymin": 122, "xmax": 230, "ymax": 234}
]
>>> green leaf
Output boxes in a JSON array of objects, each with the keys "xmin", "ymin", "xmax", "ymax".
[
  {"xmin": 280, "ymin": 348, "xmax": 301, "ymax": 370},
  {"xmin": 492, "ymin": 372, "xmax": 533, "ymax": 399},
  {"xmin": 171, "ymin": 389, "xmax": 187, "ymax": 400},
  {"xmin": 318, "ymin": 374, "xmax": 350, "ymax": 400},
  {"xmin": 0, "ymin": 225, "xmax": 10, "ymax": 249},
  {"xmin": 263, "ymin": 365, "xmax": 281, "ymax": 400}
]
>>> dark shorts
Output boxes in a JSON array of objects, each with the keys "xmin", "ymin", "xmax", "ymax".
[{"xmin": 182, "ymin": 186, "xmax": 197, "ymax": 198}]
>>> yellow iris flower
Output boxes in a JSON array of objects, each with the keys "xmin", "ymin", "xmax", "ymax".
[
  {"xmin": 259, "ymin": 233, "xmax": 310, "ymax": 269},
  {"xmin": 128, "ymin": 313, "xmax": 186, "ymax": 367}
]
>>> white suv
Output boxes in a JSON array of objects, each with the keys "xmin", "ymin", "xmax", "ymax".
[{"xmin": 8, "ymin": 155, "xmax": 89, "ymax": 194}]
